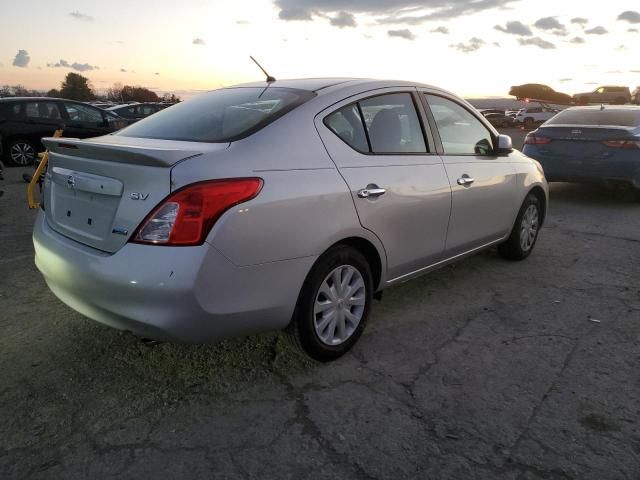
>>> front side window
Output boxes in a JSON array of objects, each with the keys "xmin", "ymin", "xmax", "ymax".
[
  {"xmin": 25, "ymin": 101, "xmax": 62, "ymax": 120},
  {"xmin": 64, "ymin": 103, "xmax": 103, "ymax": 123},
  {"xmin": 117, "ymin": 87, "xmax": 315, "ymax": 142},
  {"xmin": 359, "ymin": 93, "xmax": 426, "ymax": 153},
  {"xmin": 425, "ymin": 94, "xmax": 493, "ymax": 155}
]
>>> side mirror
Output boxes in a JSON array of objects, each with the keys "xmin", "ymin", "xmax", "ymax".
[{"xmin": 496, "ymin": 134, "xmax": 513, "ymax": 154}]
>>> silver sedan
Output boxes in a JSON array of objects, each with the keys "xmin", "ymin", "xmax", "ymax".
[{"xmin": 33, "ymin": 78, "xmax": 548, "ymax": 361}]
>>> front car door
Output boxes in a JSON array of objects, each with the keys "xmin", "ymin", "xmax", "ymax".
[
  {"xmin": 315, "ymin": 89, "xmax": 452, "ymax": 281},
  {"xmin": 61, "ymin": 102, "xmax": 111, "ymax": 138},
  {"xmin": 420, "ymin": 92, "xmax": 518, "ymax": 256}
]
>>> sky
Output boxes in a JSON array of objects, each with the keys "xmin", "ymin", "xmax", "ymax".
[{"xmin": 1, "ymin": 0, "xmax": 640, "ymax": 98}]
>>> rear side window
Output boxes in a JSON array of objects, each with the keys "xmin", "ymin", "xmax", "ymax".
[
  {"xmin": 360, "ymin": 94, "xmax": 426, "ymax": 153},
  {"xmin": 324, "ymin": 92, "xmax": 427, "ymax": 154},
  {"xmin": 0, "ymin": 103, "xmax": 21, "ymax": 120},
  {"xmin": 64, "ymin": 103, "xmax": 103, "ymax": 123},
  {"xmin": 117, "ymin": 87, "xmax": 315, "ymax": 142},
  {"xmin": 25, "ymin": 101, "xmax": 62, "ymax": 120},
  {"xmin": 546, "ymin": 109, "xmax": 640, "ymax": 127}
]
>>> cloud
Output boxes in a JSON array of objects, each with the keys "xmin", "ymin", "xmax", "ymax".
[
  {"xmin": 534, "ymin": 17, "xmax": 567, "ymax": 36},
  {"xmin": 274, "ymin": 0, "xmax": 522, "ymax": 25},
  {"xmin": 70, "ymin": 11, "xmax": 94, "ymax": 22},
  {"xmin": 494, "ymin": 21, "xmax": 532, "ymax": 36},
  {"xmin": 559, "ymin": 78, "xmax": 572, "ymax": 82},
  {"xmin": 120, "ymin": 68, "xmax": 127, "ymax": 73},
  {"xmin": 431, "ymin": 26, "xmax": 449, "ymax": 34},
  {"xmin": 630, "ymin": 70, "xmax": 640, "ymax": 73},
  {"xmin": 585, "ymin": 26, "xmax": 608, "ymax": 35},
  {"xmin": 12, "ymin": 49, "xmax": 30, "ymax": 67},
  {"xmin": 570, "ymin": 17, "xmax": 588, "ymax": 26},
  {"xmin": 617, "ymin": 11, "xmax": 640, "ymax": 23},
  {"xmin": 154, "ymin": 72, "xmax": 160, "ymax": 75},
  {"xmin": 517, "ymin": 37, "xmax": 556, "ymax": 49},
  {"xmin": 236, "ymin": 20, "xmax": 250, "ymax": 25},
  {"xmin": 330, "ymin": 11, "xmax": 356, "ymax": 27},
  {"xmin": 451, "ymin": 37, "xmax": 485, "ymax": 53},
  {"xmin": 192, "ymin": 38, "xmax": 206, "ymax": 45},
  {"xmin": 387, "ymin": 29, "xmax": 416, "ymax": 40},
  {"xmin": 569, "ymin": 36, "xmax": 585, "ymax": 44},
  {"xmin": 628, "ymin": 28, "xmax": 639, "ymax": 32},
  {"xmin": 47, "ymin": 59, "xmax": 98, "ymax": 72}
]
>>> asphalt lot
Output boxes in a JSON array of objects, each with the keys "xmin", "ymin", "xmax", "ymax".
[{"xmin": 1, "ymin": 134, "xmax": 639, "ymax": 479}]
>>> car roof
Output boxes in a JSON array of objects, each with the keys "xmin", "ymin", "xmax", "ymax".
[
  {"xmin": 564, "ymin": 105, "xmax": 640, "ymax": 112},
  {"xmin": 227, "ymin": 77, "xmax": 446, "ymax": 95},
  {"xmin": 0, "ymin": 97, "xmax": 82, "ymax": 103}
]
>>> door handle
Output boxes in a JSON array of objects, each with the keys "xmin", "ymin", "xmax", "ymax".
[
  {"xmin": 357, "ymin": 185, "xmax": 386, "ymax": 198},
  {"xmin": 457, "ymin": 176, "xmax": 475, "ymax": 187}
]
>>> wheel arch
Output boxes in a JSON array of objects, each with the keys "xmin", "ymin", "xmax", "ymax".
[
  {"xmin": 528, "ymin": 185, "xmax": 547, "ymax": 226},
  {"xmin": 330, "ymin": 237, "xmax": 383, "ymax": 292}
]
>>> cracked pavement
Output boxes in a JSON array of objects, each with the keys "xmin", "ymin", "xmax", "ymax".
[{"xmin": 1, "ymin": 159, "xmax": 639, "ymax": 479}]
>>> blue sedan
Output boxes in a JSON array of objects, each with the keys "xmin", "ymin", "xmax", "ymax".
[{"xmin": 523, "ymin": 106, "xmax": 640, "ymax": 192}]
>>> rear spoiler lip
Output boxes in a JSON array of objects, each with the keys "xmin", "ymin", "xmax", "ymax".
[
  {"xmin": 41, "ymin": 136, "xmax": 230, "ymax": 167},
  {"xmin": 537, "ymin": 124, "xmax": 637, "ymax": 131}
]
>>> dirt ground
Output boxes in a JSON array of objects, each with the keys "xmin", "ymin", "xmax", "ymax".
[{"xmin": 1, "ymin": 145, "xmax": 639, "ymax": 479}]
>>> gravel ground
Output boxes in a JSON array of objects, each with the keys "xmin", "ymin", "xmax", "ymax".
[{"xmin": 1, "ymin": 151, "xmax": 639, "ymax": 479}]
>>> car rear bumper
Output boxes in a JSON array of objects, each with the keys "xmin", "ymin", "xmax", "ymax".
[
  {"xmin": 33, "ymin": 212, "xmax": 315, "ymax": 342},
  {"xmin": 523, "ymin": 147, "xmax": 640, "ymax": 188}
]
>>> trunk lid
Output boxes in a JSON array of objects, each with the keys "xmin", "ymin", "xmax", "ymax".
[
  {"xmin": 42, "ymin": 135, "xmax": 229, "ymax": 253},
  {"xmin": 536, "ymin": 125, "xmax": 636, "ymax": 158}
]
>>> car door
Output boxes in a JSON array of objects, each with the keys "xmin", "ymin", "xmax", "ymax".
[
  {"xmin": 61, "ymin": 102, "xmax": 111, "ymax": 138},
  {"xmin": 421, "ymin": 92, "xmax": 518, "ymax": 256},
  {"xmin": 315, "ymin": 89, "xmax": 451, "ymax": 280},
  {"xmin": 22, "ymin": 100, "xmax": 65, "ymax": 138}
]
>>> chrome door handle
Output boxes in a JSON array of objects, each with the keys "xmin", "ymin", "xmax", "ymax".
[
  {"xmin": 357, "ymin": 186, "xmax": 386, "ymax": 198},
  {"xmin": 457, "ymin": 176, "xmax": 475, "ymax": 187}
]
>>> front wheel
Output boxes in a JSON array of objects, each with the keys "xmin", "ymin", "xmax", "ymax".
[
  {"xmin": 7, "ymin": 139, "xmax": 38, "ymax": 166},
  {"xmin": 498, "ymin": 194, "xmax": 542, "ymax": 261},
  {"xmin": 288, "ymin": 245, "xmax": 373, "ymax": 362}
]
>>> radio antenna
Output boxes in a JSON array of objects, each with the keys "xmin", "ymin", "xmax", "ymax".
[{"xmin": 250, "ymin": 56, "xmax": 276, "ymax": 83}]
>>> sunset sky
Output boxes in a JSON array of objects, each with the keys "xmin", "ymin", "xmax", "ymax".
[{"xmin": 1, "ymin": 0, "xmax": 639, "ymax": 98}]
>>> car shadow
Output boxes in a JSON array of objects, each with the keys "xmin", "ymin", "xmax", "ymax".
[{"xmin": 549, "ymin": 182, "xmax": 639, "ymax": 206}]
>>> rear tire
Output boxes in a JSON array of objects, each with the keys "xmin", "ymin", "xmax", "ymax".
[
  {"xmin": 287, "ymin": 245, "xmax": 373, "ymax": 362},
  {"xmin": 498, "ymin": 194, "xmax": 542, "ymax": 261}
]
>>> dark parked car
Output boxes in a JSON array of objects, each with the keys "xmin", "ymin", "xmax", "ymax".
[
  {"xmin": 509, "ymin": 84, "xmax": 573, "ymax": 105},
  {"xmin": 523, "ymin": 106, "xmax": 640, "ymax": 192},
  {"xmin": 573, "ymin": 86, "xmax": 631, "ymax": 106},
  {"xmin": 632, "ymin": 87, "xmax": 640, "ymax": 105},
  {"xmin": 484, "ymin": 112, "xmax": 512, "ymax": 128},
  {"xmin": 0, "ymin": 98, "xmax": 127, "ymax": 165},
  {"xmin": 106, "ymin": 103, "xmax": 164, "ymax": 125}
]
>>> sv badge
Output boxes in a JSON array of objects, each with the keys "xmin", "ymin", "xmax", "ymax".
[{"xmin": 130, "ymin": 192, "xmax": 149, "ymax": 201}]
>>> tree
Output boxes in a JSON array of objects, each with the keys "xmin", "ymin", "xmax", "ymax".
[
  {"xmin": 47, "ymin": 88, "xmax": 61, "ymax": 98},
  {"xmin": 162, "ymin": 93, "xmax": 181, "ymax": 103},
  {"xmin": 60, "ymin": 72, "xmax": 95, "ymax": 101}
]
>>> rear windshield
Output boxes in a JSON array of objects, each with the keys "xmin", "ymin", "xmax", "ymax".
[
  {"xmin": 116, "ymin": 87, "xmax": 315, "ymax": 142},
  {"xmin": 547, "ymin": 109, "xmax": 640, "ymax": 127}
]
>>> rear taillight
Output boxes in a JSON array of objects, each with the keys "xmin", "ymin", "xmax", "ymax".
[
  {"xmin": 132, "ymin": 178, "xmax": 263, "ymax": 246},
  {"xmin": 524, "ymin": 134, "xmax": 552, "ymax": 145},
  {"xmin": 602, "ymin": 139, "xmax": 640, "ymax": 149}
]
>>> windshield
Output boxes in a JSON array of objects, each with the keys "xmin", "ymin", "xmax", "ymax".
[
  {"xmin": 116, "ymin": 87, "xmax": 315, "ymax": 142},
  {"xmin": 546, "ymin": 109, "xmax": 640, "ymax": 127}
]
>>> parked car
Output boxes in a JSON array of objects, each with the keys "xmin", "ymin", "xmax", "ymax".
[
  {"xmin": 573, "ymin": 86, "xmax": 631, "ymax": 105},
  {"xmin": 484, "ymin": 112, "xmax": 512, "ymax": 128},
  {"xmin": 632, "ymin": 87, "xmax": 640, "ymax": 105},
  {"xmin": 513, "ymin": 106, "xmax": 559, "ymax": 128},
  {"xmin": 509, "ymin": 84, "xmax": 572, "ymax": 105},
  {"xmin": 33, "ymin": 78, "xmax": 548, "ymax": 361},
  {"xmin": 0, "ymin": 98, "xmax": 127, "ymax": 165},
  {"xmin": 523, "ymin": 105, "xmax": 640, "ymax": 192},
  {"xmin": 107, "ymin": 103, "xmax": 165, "ymax": 125},
  {"xmin": 478, "ymin": 108, "xmax": 505, "ymax": 116}
]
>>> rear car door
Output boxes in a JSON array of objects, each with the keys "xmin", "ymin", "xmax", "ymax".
[
  {"xmin": 421, "ymin": 92, "xmax": 518, "ymax": 256},
  {"xmin": 316, "ymin": 89, "xmax": 452, "ymax": 280},
  {"xmin": 22, "ymin": 100, "xmax": 65, "ymax": 137},
  {"xmin": 61, "ymin": 102, "xmax": 112, "ymax": 138}
]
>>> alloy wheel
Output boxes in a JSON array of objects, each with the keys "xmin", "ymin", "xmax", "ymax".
[
  {"xmin": 313, "ymin": 265, "xmax": 366, "ymax": 346},
  {"xmin": 10, "ymin": 142, "xmax": 36, "ymax": 165},
  {"xmin": 519, "ymin": 204, "xmax": 539, "ymax": 252}
]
